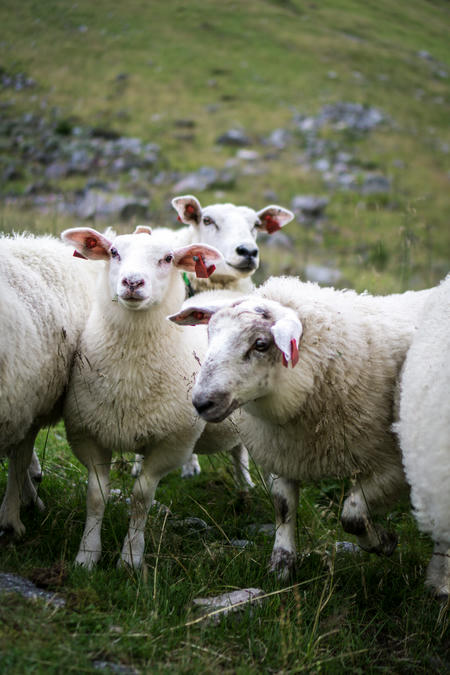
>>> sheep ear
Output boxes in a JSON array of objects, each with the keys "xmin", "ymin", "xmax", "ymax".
[
  {"xmin": 271, "ymin": 316, "xmax": 303, "ymax": 367},
  {"xmin": 172, "ymin": 195, "xmax": 202, "ymax": 226},
  {"xmin": 256, "ymin": 206, "xmax": 294, "ymax": 234},
  {"xmin": 61, "ymin": 227, "xmax": 112, "ymax": 260},
  {"xmin": 168, "ymin": 306, "xmax": 218, "ymax": 325},
  {"xmin": 134, "ymin": 225, "xmax": 152, "ymax": 235},
  {"xmin": 172, "ymin": 244, "xmax": 223, "ymax": 278}
]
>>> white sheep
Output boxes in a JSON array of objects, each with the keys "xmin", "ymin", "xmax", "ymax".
[
  {"xmin": 170, "ymin": 275, "xmax": 433, "ymax": 578},
  {"xmin": 396, "ymin": 276, "xmax": 450, "ymax": 597},
  {"xmin": 61, "ymin": 225, "xmax": 232, "ymax": 569},
  {"xmin": 0, "ymin": 233, "xmax": 97, "ymax": 536},
  {"xmin": 170, "ymin": 194, "xmax": 294, "ymax": 294},
  {"xmin": 132, "ymin": 194, "xmax": 294, "ymax": 480}
]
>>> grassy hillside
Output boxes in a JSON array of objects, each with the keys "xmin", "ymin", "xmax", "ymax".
[{"xmin": 0, "ymin": 1, "xmax": 449, "ymax": 672}]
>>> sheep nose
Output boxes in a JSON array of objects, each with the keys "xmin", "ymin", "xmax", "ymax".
[
  {"xmin": 192, "ymin": 394, "xmax": 216, "ymax": 416},
  {"xmin": 236, "ymin": 245, "xmax": 258, "ymax": 259},
  {"xmin": 122, "ymin": 277, "xmax": 145, "ymax": 290}
]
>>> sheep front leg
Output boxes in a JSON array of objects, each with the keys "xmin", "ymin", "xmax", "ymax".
[
  {"xmin": 231, "ymin": 444, "xmax": 254, "ymax": 490},
  {"xmin": 340, "ymin": 476, "xmax": 402, "ymax": 556},
  {"xmin": 74, "ymin": 441, "xmax": 112, "ymax": 569},
  {"xmin": 120, "ymin": 438, "xmax": 197, "ymax": 570},
  {"xmin": 268, "ymin": 475, "xmax": 299, "ymax": 580},
  {"xmin": 180, "ymin": 453, "xmax": 201, "ymax": 478},
  {"xmin": 0, "ymin": 428, "xmax": 42, "ymax": 536},
  {"xmin": 426, "ymin": 541, "xmax": 450, "ymax": 598}
]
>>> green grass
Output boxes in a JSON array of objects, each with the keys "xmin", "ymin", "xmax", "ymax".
[
  {"xmin": 0, "ymin": 0, "xmax": 449, "ymax": 671},
  {"xmin": 0, "ymin": 425, "xmax": 448, "ymax": 673}
]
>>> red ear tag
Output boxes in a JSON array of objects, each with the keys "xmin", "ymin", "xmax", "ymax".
[
  {"xmin": 85, "ymin": 236, "xmax": 98, "ymax": 249},
  {"xmin": 193, "ymin": 255, "xmax": 216, "ymax": 279},
  {"xmin": 73, "ymin": 250, "xmax": 88, "ymax": 259},
  {"xmin": 264, "ymin": 215, "xmax": 281, "ymax": 234},
  {"xmin": 186, "ymin": 204, "xmax": 197, "ymax": 217},
  {"xmin": 290, "ymin": 338, "xmax": 299, "ymax": 367},
  {"xmin": 177, "ymin": 215, "xmax": 182, "ymax": 222}
]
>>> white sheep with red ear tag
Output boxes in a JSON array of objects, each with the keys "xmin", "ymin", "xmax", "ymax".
[
  {"xmin": 170, "ymin": 195, "xmax": 294, "ymax": 294},
  {"xmin": 171, "ymin": 274, "xmax": 436, "ymax": 581},
  {"xmin": 60, "ymin": 226, "xmax": 231, "ymax": 570}
]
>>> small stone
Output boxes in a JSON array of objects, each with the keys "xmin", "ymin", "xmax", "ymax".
[
  {"xmin": 335, "ymin": 541, "xmax": 362, "ymax": 554},
  {"xmin": 193, "ymin": 588, "xmax": 265, "ymax": 622},
  {"xmin": 291, "ymin": 195, "xmax": 329, "ymax": 217},
  {"xmin": 360, "ymin": 174, "xmax": 391, "ymax": 194},
  {"xmin": 216, "ymin": 128, "xmax": 251, "ymax": 147},
  {"xmin": 228, "ymin": 539, "xmax": 252, "ymax": 548},
  {"xmin": 305, "ymin": 264, "xmax": 342, "ymax": 285},
  {"xmin": 0, "ymin": 573, "xmax": 65, "ymax": 608},
  {"xmin": 246, "ymin": 523, "xmax": 275, "ymax": 536},
  {"xmin": 236, "ymin": 149, "xmax": 260, "ymax": 161},
  {"xmin": 169, "ymin": 517, "xmax": 209, "ymax": 531}
]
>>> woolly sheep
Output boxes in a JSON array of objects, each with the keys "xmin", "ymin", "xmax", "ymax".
[
  {"xmin": 396, "ymin": 276, "xmax": 450, "ymax": 597},
  {"xmin": 0, "ymin": 234, "xmax": 97, "ymax": 536},
  {"xmin": 171, "ymin": 275, "xmax": 433, "ymax": 578},
  {"xmin": 61, "ymin": 225, "xmax": 240, "ymax": 569},
  {"xmin": 132, "ymin": 195, "xmax": 294, "ymax": 480}
]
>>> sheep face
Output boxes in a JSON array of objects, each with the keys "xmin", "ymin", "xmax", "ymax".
[
  {"xmin": 172, "ymin": 195, "xmax": 294, "ymax": 281},
  {"xmin": 170, "ymin": 298, "xmax": 302, "ymax": 423},
  {"xmin": 61, "ymin": 227, "xmax": 223, "ymax": 311}
]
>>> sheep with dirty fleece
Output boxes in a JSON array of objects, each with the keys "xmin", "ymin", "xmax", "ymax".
[
  {"xmin": 0, "ymin": 234, "xmax": 97, "ymax": 536},
  {"xmin": 133, "ymin": 194, "xmax": 294, "ymax": 481},
  {"xmin": 396, "ymin": 276, "xmax": 450, "ymax": 597},
  {"xmin": 171, "ymin": 276, "xmax": 433, "ymax": 578},
  {"xmin": 61, "ymin": 225, "xmax": 232, "ymax": 569}
]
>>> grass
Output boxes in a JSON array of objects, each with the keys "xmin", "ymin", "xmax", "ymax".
[
  {"xmin": 0, "ymin": 424, "xmax": 449, "ymax": 673},
  {"xmin": 0, "ymin": 0, "xmax": 449, "ymax": 671}
]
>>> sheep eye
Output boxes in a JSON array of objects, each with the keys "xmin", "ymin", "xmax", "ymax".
[
  {"xmin": 254, "ymin": 338, "xmax": 270, "ymax": 352},
  {"xmin": 203, "ymin": 216, "xmax": 214, "ymax": 226},
  {"xmin": 110, "ymin": 247, "xmax": 120, "ymax": 260},
  {"xmin": 164, "ymin": 254, "xmax": 173, "ymax": 264}
]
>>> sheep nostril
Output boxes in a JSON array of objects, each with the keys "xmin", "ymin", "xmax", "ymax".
[
  {"xmin": 193, "ymin": 398, "xmax": 216, "ymax": 415},
  {"xmin": 236, "ymin": 245, "xmax": 258, "ymax": 259}
]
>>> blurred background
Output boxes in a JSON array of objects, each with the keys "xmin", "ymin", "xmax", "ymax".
[{"xmin": 1, "ymin": 0, "xmax": 449, "ymax": 293}]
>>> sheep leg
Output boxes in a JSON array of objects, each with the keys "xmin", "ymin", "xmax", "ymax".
[
  {"xmin": 74, "ymin": 440, "xmax": 112, "ymax": 569},
  {"xmin": 426, "ymin": 541, "xmax": 450, "ymax": 598},
  {"xmin": 0, "ymin": 428, "xmax": 43, "ymax": 536},
  {"xmin": 181, "ymin": 453, "xmax": 201, "ymax": 478},
  {"xmin": 340, "ymin": 479, "xmax": 402, "ymax": 556},
  {"xmin": 268, "ymin": 475, "xmax": 299, "ymax": 580},
  {"xmin": 231, "ymin": 444, "xmax": 254, "ymax": 490},
  {"xmin": 29, "ymin": 450, "xmax": 43, "ymax": 482},
  {"xmin": 120, "ymin": 438, "xmax": 197, "ymax": 569},
  {"xmin": 131, "ymin": 453, "xmax": 143, "ymax": 478}
]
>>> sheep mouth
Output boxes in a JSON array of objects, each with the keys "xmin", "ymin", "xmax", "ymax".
[
  {"xmin": 226, "ymin": 261, "xmax": 258, "ymax": 274},
  {"xmin": 196, "ymin": 398, "xmax": 240, "ymax": 423}
]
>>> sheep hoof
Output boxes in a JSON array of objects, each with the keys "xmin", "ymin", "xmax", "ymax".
[
  {"xmin": 75, "ymin": 551, "xmax": 100, "ymax": 569},
  {"xmin": 181, "ymin": 458, "xmax": 202, "ymax": 478},
  {"xmin": 269, "ymin": 547, "xmax": 296, "ymax": 581}
]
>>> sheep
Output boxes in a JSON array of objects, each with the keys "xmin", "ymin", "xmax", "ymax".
[
  {"xmin": 60, "ymin": 225, "xmax": 231, "ymax": 569},
  {"xmin": 0, "ymin": 233, "xmax": 97, "ymax": 536},
  {"xmin": 132, "ymin": 195, "xmax": 294, "ymax": 481},
  {"xmin": 170, "ymin": 194, "xmax": 294, "ymax": 294},
  {"xmin": 395, "ymin": 276, "xmax": 450, "ymax": 597},
  {"xmin": 170, "ymin": 275, "xmax": 434, "ymax": 578}
]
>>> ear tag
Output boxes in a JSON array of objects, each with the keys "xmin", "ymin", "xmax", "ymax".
[
  {"xmin": 193, "ymin": 255, "xmax": 216, "ymax": 279},
  {"xmin": 85, "ymin": 236, "xmax": 98, "ymax": 249},
  {"xmin": 281, "ymin": 339, "xmax": 299, "ymax": 368},
  {"xmin": 73, "ymin": 250, "xmax": 88, "ymax": 259},
  {"xmin": 185, "ymin": 203, "xmax": 197, "ymax": 218},
  {"xmin": 177, "ymin": 215, "xmax": 182, "ymax": 222},
  {"xmin": 264, "ymin": 215, "xmax": 281, "ymax": 234}
]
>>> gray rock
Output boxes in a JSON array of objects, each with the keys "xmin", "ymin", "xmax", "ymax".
[
  {"xmin": 216, "ymin": 128, "xmax": 251, "ymax": 147},
  {"xmin": 360, "ymin": 174, "xmax": 391, "ymax": 194},
  {"xmin": 193, "ymin": 588, "xmax": 265, "ymax": 621},
  {"xmin": 169, "ymin": 517, "xmax": 210, "ymax": 531},
  {"xmin": 335, "ymin": 541, "xmax": 362, "ymax": 554},
  {"xmin": 236, "ymin": 149, "xmax": 260, "ymax": 161},
  {"xmin": 314, "ymin": 158, "xmax": 330, "ymax": 172},
  {"xmin": 295, "ymin": 102, "xmax": 385, "ymax": 134},
  {"xmin": 173, "ymin": 166, "xmax": 235, "ymax": 192},
  {"xmin": 305, "ymin": 264, "xmax": 342, "ymax": 285},
  {"xmin": 246, "ymin": 523, "xmax": 275, "ymax": 536},
  {"xmin": 291, "ymin": 195, "xmax": 329, "ymax": 216},
  {"xmin": 263, "ymin": 128, "xmax": 292, "ymax": 149},
  {"xmin": 228, "ymin": 539, "xmax": 253, "ymax": 549},
  {"xmin": 0, "ymin": 572, "xmax": 65, "ymax": 608},
  {"xmin": 75, "ymin": 189, "xmax": 149, "ymax": 221},
  {"xmin": 45, "ymin": 161, "xmax": 70, "ymax": 179}
]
